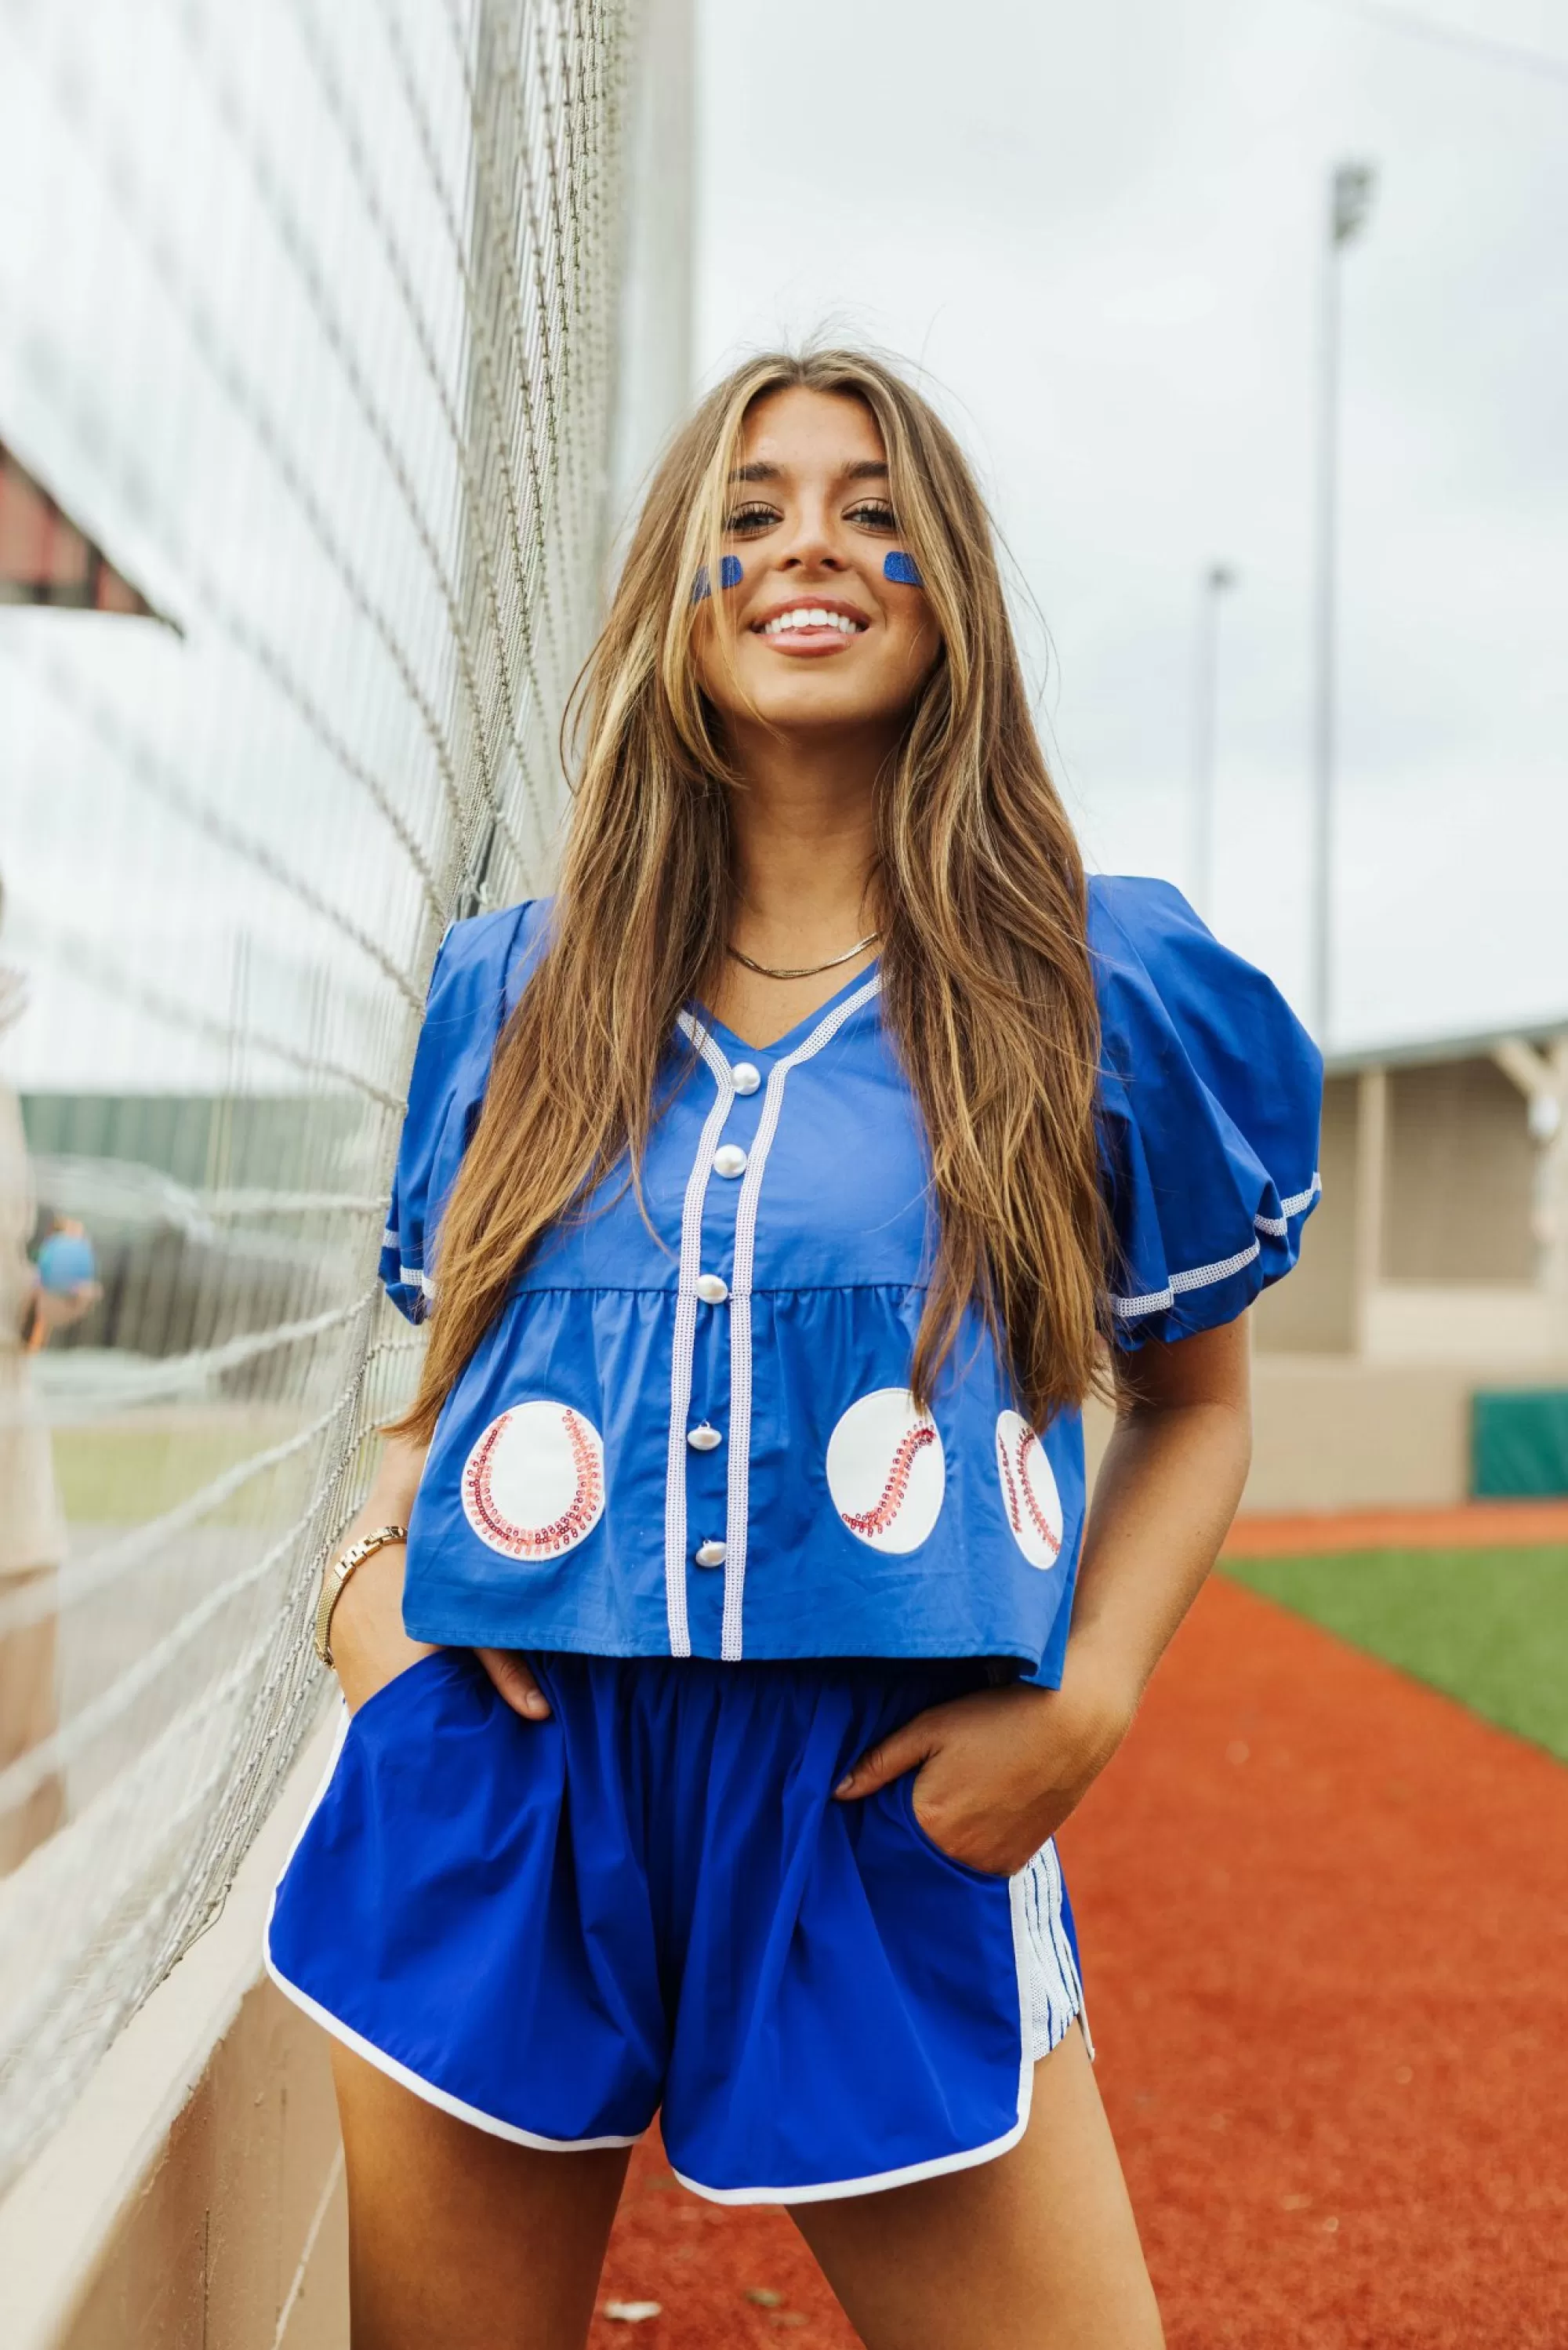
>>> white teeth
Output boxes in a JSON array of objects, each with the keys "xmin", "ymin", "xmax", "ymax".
[{"xmin": 760, "ymin": 607, "xmax": 861, "ymax": 637}]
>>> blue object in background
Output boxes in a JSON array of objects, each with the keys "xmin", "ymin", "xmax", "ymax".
[{"xmin": 36, "ymin": 1229, "xmax": 97, "ymax": 1292}]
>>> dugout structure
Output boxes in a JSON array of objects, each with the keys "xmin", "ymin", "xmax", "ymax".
[{"xmin": 1234, "ymin": 1017, "xmax": 1568, "ymax": 1510}]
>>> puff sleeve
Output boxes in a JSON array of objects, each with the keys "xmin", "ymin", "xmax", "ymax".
[
  {"xmin": 1091, "ymin": 875, "xmax": 1323, "ymax": 1348},
  {"xmin": 379, "ymin": 902, "xmax": 543, "ymax": 1322}
]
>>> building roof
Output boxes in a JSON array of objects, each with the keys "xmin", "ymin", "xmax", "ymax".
[
  {"xmin": 0, "ymin": 439, "xmax": 166, "ymax": 619},
  {"xmin": 1327, "ymin": 1014, "xmax": 1568, "ymax": 1077}
]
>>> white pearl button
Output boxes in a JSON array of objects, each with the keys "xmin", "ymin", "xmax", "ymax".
[
  {"xmin": 731, "ymin": 1061, "xmax": 762, "ymax": 1095},
  {"xmin": 694, "ymin": 1539, "xmax": 728, "ymax": 1567},
  {"xmin": 688, "ymin": 1423, "xmax": 722, "ymax": 1452},
  {"xmin": 713, "ymin": 1144, "xmax": 748, "ymax": 1179},
  {"xmin": 695, "ymin": 1272, "xmax": 729, "ymax": 1304}
]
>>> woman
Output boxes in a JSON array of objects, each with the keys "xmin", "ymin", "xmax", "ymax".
[{"xmin": 267, "ymin": 350, "xmax": 1320, "ymax": 2348}]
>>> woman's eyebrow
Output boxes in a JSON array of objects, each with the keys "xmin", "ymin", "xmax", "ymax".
[{"xmin": 727, "ymin": 458, "xmax": 891, "ymax": 485}]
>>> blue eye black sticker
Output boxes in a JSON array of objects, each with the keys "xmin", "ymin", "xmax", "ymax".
[
  {"xmin": 691, "ymin": 555, "xmax": 744, "ymax": 603},
  {"xmin": 883, "ymin": 550, "xmax": 924, "ymax": 588}
]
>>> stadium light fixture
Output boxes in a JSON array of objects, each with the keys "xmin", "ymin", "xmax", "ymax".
[
  {"xmin": 1191, "ymin": 562, "xmax": 1238, "ymax": 923},
  {"xmin": 1308, "ymin": 158, "xmax": 1378, "ymax": 1044}
]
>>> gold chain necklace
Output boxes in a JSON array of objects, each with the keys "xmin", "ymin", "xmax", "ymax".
[{"xmin": 726, "ymin": 932, "xmax": 881, "ymax": 982}]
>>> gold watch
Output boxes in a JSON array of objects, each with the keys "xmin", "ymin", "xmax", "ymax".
[{"xmin": 314, "ymin": 1525, "xmax": 408, "ymax": 1668}]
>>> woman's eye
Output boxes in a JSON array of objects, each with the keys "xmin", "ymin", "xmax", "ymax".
[
  {"xmin": 844, "ymin": 499, "xmax": 899, "ymax": 534},
  {"xmin": 724, "ymin": 503, "xmax": 781, "ymax": 536}
]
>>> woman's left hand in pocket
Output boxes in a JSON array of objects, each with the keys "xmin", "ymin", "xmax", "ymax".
[{"xmin": 832, "ymin": 1646, "xmax": 1138, "ymax": 1877}]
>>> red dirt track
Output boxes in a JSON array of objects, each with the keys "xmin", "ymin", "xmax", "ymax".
[
  {"xmin": 590, "ymin": 1579, "xmax": 1568, "ymax": 2347},
  {"xmin": 1224, "ymin": 1497, "xmax": 1568, "ymax": 1556}
]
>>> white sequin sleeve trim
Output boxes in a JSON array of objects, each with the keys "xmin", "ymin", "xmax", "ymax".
[{"xmin": 1111, "ymin": 1171, "xmax": 1321, "ymax": 1321}]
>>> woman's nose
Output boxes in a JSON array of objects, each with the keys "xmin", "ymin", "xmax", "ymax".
[{"xmin": 775, "ymin": 507, "xmax": 848, "ymax": 572}]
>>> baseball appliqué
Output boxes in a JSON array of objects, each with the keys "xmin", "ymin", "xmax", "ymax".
[
  {"xmin": 461, "ymin": 1401, "xmax": 606, "ymax": 1560},
  {"xmin": 995, "ymin": 1409, "xmax": 1063, "ymax": 1570},
  {"xmin": 826, "ymin": 1388, "xmax": 945, "ymax": 1554}
]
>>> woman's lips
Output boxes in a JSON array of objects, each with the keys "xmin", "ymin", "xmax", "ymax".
[
  {"xmin": 756, "ymin": 627, "xmax": 860, "ymax": 656},
  {"xmin": 750, "ymin": 604, "xmax": 869, "ymax": 657}
]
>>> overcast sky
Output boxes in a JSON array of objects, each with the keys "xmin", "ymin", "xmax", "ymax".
[
  {"xmin": 4, "ymin": 2, "xmax": 1563, "ymax": 1095},
  {"xmin": 694, "ymin": 0, "xmax": 1568, "ymax": 1053}
]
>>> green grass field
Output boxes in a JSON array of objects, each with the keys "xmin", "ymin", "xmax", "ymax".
[
  {"xmin": 51, "ymin": 1413, "xmax": 314, "ymax": 1525},
  {"xmin": 1223, "ymin": 1545, "xmax": 1568, "ymax": 1765}
]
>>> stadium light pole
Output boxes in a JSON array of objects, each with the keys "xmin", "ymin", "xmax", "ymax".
[
  {"xmin": 1308, "ymin": 159, "xmax": 1377, "ymax": 1044},
  {"xmin": 610, "ymin": 0, "xmax": 696, "ymax": 532},
  {"xmin": 1191, "ymin": 562, "xmax": 1237, "ymax": 922}
]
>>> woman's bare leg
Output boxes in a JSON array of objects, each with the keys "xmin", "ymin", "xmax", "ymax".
[
  {"xmin": 792, "ymin": 2028, "xmax": 1162, "ymax": 2350},
  {"xmin": 330, "ymin": 2040, "xmax": 633, "ymax": 2350}
]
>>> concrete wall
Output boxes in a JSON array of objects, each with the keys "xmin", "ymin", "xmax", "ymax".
[
  {"xmin": 1244, "ymin": 1357, "xmax": 1473, "ymax": 1511},
  {"xmin": 1253, "ymin": 1051, "xmax": 1563, "ymax": 1368},
  {"xmin": 1385, "ymin": 1059, "xmax": 1536, "ymax": 1283},
  {"xmin": 1363, "ymin": 1283, "xmax": 1568, "ymax": 1367},
  {"xmin": 1087, "ymin": 1351, "xmax": 1568, "ymax": 1513},
  {"xmin": 0, "ymin": 1726, "xmax": 346, "ymax": 2350},
  {"xmin": 53, "ymin": 1990, "xmax": 345, "ymax": 2350},
  {"xmin": 1253, "ymin": 1073, "xmax": 1359, "ymax": 1355}
]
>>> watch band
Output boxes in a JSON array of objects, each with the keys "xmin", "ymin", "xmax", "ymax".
[{"xmin": 314, "ymin": 1524, "xmax": 408, "ymax": 1668}]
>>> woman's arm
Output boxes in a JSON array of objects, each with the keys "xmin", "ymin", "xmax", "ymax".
[
  {"xmin": 323, "ymin": 1433, "xmax": 437, "ymax": 1713},
  {"xmin": 325, "ymin": 1430, "xmax": 554, "ymax": 1719},
  {"xmin": 1068, "ymin": 1312, "xmax": 1253, "ymax": 1712},
  {"xmin": 832, "ymin": 1316, "xmax": 1254, "ymax": 1874}
]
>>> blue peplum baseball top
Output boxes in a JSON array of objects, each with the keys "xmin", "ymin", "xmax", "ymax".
[{"xmin": 381, "ymin": 874, "xmax": 1322, "ymax": 1686}]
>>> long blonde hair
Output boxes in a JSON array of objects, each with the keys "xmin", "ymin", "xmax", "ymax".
[{"xmin": 394, "ymin": 348, "xmax": 1107, "ymax": 1444}]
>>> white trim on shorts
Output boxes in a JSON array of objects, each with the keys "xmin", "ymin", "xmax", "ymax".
[
  {"xmin": 263, "ymin": 1705, "xmax": 1087, "ymax": 2199},
  {"xmin": 261, "ymin": 1701, "xmax": 640, "ymax": 2156},
  {"xmin": 670, "ymin": 1837, "xmax": 1087, "ymax": 2207},
  {"xmin": 263, "ymin": 1955, "xmax": 641, "ymax": 2154}
]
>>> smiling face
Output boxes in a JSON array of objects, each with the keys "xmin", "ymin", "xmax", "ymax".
[{"xmin": 691, "ymin": 386, "xmax": 942, "ymax": 744}]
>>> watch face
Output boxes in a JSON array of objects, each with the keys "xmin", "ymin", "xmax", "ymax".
[
  {"xmin": 994, "ymin": 1411, "xmax": 1063, "ymax": 1570},
  {"xmin": 461, "ymin": 1401, "xmax": 606, "ymax": 1560},
  {"xmin": 826, "ymin": 1387, "xmax": 946, "ymax": 1554}
]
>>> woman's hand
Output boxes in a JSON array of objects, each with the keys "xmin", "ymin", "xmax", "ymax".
[
  {"xmin": 833, "ymin": 1645, "xmax": 1138, "ymax": 1879},
  {"xmin": 473, "ymin": 1650, "xmax": 552, "ymax": 1720},
  {"xmin": 329, "ymin": 1542, "xmax": 437, "ymax": 1713},
  {"xmin": 330, "ymin": 1567, "xmax": 552, "ymax": 1722},
  {"xmin": 835, "ymin": 1317, "xmax": 1254, "ymax": 1877}
]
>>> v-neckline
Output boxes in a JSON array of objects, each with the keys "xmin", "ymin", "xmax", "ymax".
[{"xmin": 690, "ymin": 957, "xmax": 882, "ymax": 1059}]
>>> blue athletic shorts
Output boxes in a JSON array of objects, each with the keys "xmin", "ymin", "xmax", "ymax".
[{"xmin": 265, "ymin": 1648, "xmax": 1087, "ymax": 2203}]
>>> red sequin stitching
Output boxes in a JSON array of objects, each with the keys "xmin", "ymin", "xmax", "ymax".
[
  {"xmin": 1014, "ymin": 1426, "xmax": 1061, "ymax": 1558},
  {"xmin": 998, "ymin": 1433, "xmax": 1023, "ymax": 1534},
  {"xmin": 840, "ymin": 1420, "xmax": 937, "ymax": 1537},
  {"xmin": 464, "ymin": 1407, "xmax": 602, "ymax": 1558}
]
